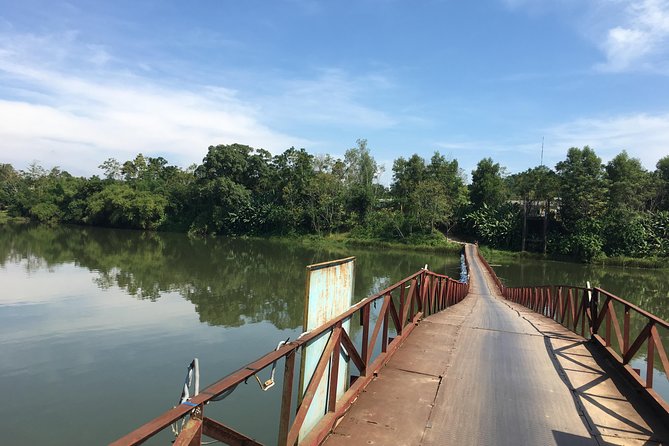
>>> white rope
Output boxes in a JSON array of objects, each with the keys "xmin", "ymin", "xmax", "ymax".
[{"xmin": 171, "ymin": 359, "xmax": 200, "ymax": 438}]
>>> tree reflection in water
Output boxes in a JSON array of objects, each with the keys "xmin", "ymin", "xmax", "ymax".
[{"xmin": 0, "ymin": 224, "xmax": 461, "ymax": 329}]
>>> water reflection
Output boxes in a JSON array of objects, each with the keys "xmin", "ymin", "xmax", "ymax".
[
  {"xmin": 0, "ymin": 224, "xmax": 461, "ymax": 445},
  {"xmin": 0, "ymin": 224, "xmax": 460, "ymax": 329}
]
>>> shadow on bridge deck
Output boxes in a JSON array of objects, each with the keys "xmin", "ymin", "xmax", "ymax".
[{"xmin": 322, "ymin": 244, "xmax": 669, "ymax": 446}]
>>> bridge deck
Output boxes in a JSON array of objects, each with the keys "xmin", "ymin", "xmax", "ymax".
[{"xmin": 322, "ymin": 244, "xmax": 669, "ymax": 446}]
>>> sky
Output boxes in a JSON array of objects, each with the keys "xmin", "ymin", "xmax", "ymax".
[{"xmin": 1, "ymin": 0, "xmax": 668, "ymax": 184}]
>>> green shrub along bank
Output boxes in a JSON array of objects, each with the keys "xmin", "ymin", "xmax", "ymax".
[
  {"xmin": 479, "ymin": 245, "xmax": 668, "ymax": 270},
  {"xmin": 280, "ymin": 231, "xmax": 464, "ymax": 255},
  {"xmin": 1, "ymin": 143, "xmax": 668, "ymax": 265}
]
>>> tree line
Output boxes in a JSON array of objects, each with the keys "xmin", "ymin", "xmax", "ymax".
[{"xmin": 1, "ymin": 141, "xmax": 668, "ymax": 261}]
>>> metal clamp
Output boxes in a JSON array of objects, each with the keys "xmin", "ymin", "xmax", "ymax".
[{"xmin": 253, "ymin": 338, "xmax": 289, "ymax": 391}]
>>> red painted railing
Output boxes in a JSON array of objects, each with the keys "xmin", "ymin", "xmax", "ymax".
[
  {"xmin": 111, "ymin": 262, "xmax": 470, "ymax": 446},
  {"xmin": 476, "ymin": 247, "xmax": 669, "ymax": 414}
]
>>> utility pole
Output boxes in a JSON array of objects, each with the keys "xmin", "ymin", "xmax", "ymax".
[{"xmin": 541, "ymin": 136, "xmax": 547, "ymax": 254}]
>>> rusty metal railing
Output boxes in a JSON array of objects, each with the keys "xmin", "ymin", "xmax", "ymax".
[
  {"xmin": 476, "ymin": 248, "xmax": 669, "ymax": 414},
  {"xmin": 504, "ymin": 285, "xmax": 594, "ymax": 337},
  {"xmin": 111, "ymin": 264, "xmax": 470, "ymax": 446}
]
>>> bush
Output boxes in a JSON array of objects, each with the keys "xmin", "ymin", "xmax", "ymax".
[{"xmin": 558, "ymin": 219, "xmax": 604, "ymax": 262}]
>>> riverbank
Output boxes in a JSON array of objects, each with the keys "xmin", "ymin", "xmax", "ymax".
[
  {"xmin": 4, "ymin": 217, "xmax": 663, "ymax": 269},
  {"xmin": 265, "ymin": 232, "xmax": 464, "ymax": 255},
  {"xmin": 0, "ymin": 218, "xmax": 464, "ymax": 256},
  {"xmin": 478, "ymin": 245, "xmax": 668, "ymax": 270},
  {"xmin": 0, "ymin": 211, "xmax": 28, "ymax": 225}
]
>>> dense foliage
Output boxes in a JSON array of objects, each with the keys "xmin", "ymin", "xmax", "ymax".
[{"xmin": 1, "ymin": 142, "xmax": 668, "ymax": 262}]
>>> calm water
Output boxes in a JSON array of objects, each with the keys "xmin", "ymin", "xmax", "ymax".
[
  {"xmin": 487, "ymin": 253, "xmax": 669, "ymax": 403},
  {"xmin": 0, "ymin": 225, "xmax": 461, "ymax": 445}
]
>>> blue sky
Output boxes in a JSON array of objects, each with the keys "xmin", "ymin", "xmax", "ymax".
[{"xmin": 1, "ymin": 0, "xmax": 668, "ymax": 183}]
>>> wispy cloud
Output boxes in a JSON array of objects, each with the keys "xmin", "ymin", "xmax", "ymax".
[
  {"xmin": 502, "ymin": 0, "xmax": 669, "ymax": 73},
  {"xmin": 433, "ymin": 112, "xmax": 669, "ymax": 175},
  {"xmin": 0, "ymin": 31, "xmax": 299, "ymax": 174},
  {"xmin": 265, "ymin": 68, "xmax": 398, "ymax": 130},
  {"xmin": 543, "ymin": 112, "xmax": 669, "ymax": 168},
  {"xmin": 0, "ymin": 27, "xmax": 402, "ymax": 175}
]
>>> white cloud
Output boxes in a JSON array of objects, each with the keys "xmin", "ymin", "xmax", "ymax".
[
  {"xmin": 0, "ymin": 29, "xmax": 401, "ymax": 175},
  {"xmin": 0, "ymin": 31, "xmax": 310, "ymax": 175},
  {"xmin": 502, "ymin": 0, "xmax": 669, "ymax": 73},
  {"xmin": 597, "ymin": 0, "xmax": 669, "ymax": 72},
  {"xmin": 544, "ymin": 113, "xmax": 669, "ymax": 168},
  {"xmin": 433, "ymin": 112, "xmax": 669, "ymax": 176}
]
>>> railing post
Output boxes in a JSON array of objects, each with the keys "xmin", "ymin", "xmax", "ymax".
[
  {"xmin": 278, "ymin": 349, "xmax": 296, "ymax": 446},
  {"xmin": 623, "ymin": 305, "xmax": 630, "ymax": 355},
  {"xmin": 445, "ymin": 280, "xmax": 452, "ymax": 306},
  {"xmin": 361, "ymin": 304, "xmax": 370, "ymax": 374},
  {"xmin": 382, "ymin": 298, "xmax": 389, "ymax": 353},
  {"xmin": 590, "ymin": 288, "xmax": 599, "ymax": 336},
  {"xmin": 328, "ymin": 324, "xmax": 341, "ymax": 413},
  {"xmin": 399, "ymin": 281, "xmax": 406, "ymax": 335},
  {"xmin": 647, "ymin": 335, "xmax": 655, "ymax": 388}
]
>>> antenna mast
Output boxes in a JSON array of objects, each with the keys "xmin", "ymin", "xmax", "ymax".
[{"xmin": 540, "ymin": 136, "xmax": 544, "ymax": 167}]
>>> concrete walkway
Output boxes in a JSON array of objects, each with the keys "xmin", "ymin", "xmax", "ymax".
[{"xmin": 322, "ymin": 244, "xmax": 668, "ymax": 446}]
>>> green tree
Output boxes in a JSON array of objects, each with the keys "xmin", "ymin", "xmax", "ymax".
[
  {"xmin": 390, "ymin": 152, "xmax": 466, "ymax": 236},
  {"xmin": 344, "ymin": 139, "xmax": 381, "ymax": 223},
  {"xmin": 410, "ymin": 179, "xmax": 451, "ymax": 232},
  {"xmin": 268, "ymin": 147, "xmax": 315, "ymax": 233},
  {"xmin": 306, "ymin": 171, "xmax": 344, "ymax": 234},
  {"xmin": 463, "ymin": 202, "xmax": 521, "ymax": 248},
  {"xmin": 427, "ymin": 152, "xmax": 468, "ymax": 206},
  {"xmin": 190, "ymin": 144, "xmax": 258, "ymax": 235},
  {"xmin": 555, "ymin": 147, "xmax": 608, "ymax": 261},
  {"xmin": 509, "ymin": 166, "xmax": 558, "ymax": 252},
  {"xmin": 0, "ymin": 164, "xmax": 20, "ymax": 211},
  {"xmin": 655, "ymin": 156, "xmax": 669, "ymax": 211},
  {"xmin": 99, "ymin": 158, "xmax": 122, "ymax": 181},
  {"xmin": 555, "ymin": 147, "xmax": 608, "ymax": 229},
  {"xmin": 470, "ymin": 158, "xmax": 508, "ymax": 210},
  {"xmin": 86, "ymin": 183, "xmax": 168, "ymax": 229},
  {"xmin": 391, "ymin": 154, "xmax": 426, "ymax": 213},
  {"xmin": 605, "ymin": 151, "xmax": 651, "ymax": 211}
]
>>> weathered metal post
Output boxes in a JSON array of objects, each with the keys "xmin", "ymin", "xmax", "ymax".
[
  {"xmin": 590, "ymin": 287, "xmax": 599, "ymax": 336},
  {"xmin": 278, "ymin": 350, "xmax": 296, "ymax": 446}
]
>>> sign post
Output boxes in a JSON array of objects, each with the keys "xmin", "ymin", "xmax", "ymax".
[{"xmin": 299, "ymin": 257, "xmax": 355, "ymax": 441}]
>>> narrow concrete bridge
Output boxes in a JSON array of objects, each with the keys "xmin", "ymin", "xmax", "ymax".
[
  {"xmin": 113, "ymin": 245, "xmax": 669, "ymax": 446},
  {"xmin": 323, "ymin": 244, "xmax": 668, "ymax": 445}
]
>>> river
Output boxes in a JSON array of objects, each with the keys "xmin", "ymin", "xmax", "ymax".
[{"xmin": 0, "ymin": 224, "xmax": 460, "ymax": 445}]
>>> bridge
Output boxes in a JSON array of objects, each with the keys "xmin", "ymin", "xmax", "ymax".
[{"xmin": 112, "ymin": 245, "xmax": 669, "ymax": 446}]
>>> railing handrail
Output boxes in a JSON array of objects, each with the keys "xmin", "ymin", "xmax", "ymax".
[
  {"xmin": 498, "ymin": 283, "xmax": 669, "ymax": 330},
  {"xmin": 112, "ymin": 252, "xmax": 471, "ymax": 446},
  {"xmin": 593, "ymin": 287, "xmax": 669, "ymax": 330}
]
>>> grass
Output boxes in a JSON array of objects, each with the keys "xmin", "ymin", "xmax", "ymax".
[
  {"xmin": 591, "ymin": 255, "xmax": 667, "ymax": 269},
  {"xmin": 265, "ymin": 231, "xmax": 464, "ymax": 254},
  {"xmin": 0, "ymin": 210, "xmax": 29, "ymax": 225},
  {"xmin": 478, "ymin": 244, "xmax": 668, "ymax": 270},
  {"xmin": 477, "ymin": 245, "xmax": 551, "ymax": 262}
]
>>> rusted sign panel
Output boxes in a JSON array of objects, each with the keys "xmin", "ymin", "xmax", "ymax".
[{"xmin": 299, "ymin": 257, "xmax": 355, "ymax": 441}]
